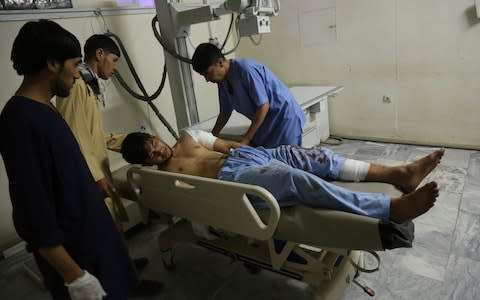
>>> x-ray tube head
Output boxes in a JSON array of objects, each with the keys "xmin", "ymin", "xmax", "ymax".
[
  {"xmin": 221, "ymin": 0, "xmax": 250, "ymax": 12},
  {"xmin": 247, "ymin": 0, "xmax": 280, "ymax": 17},
  {"xmin": 217, "ymin": 0, "xmax": 280, "ymax": 16}
]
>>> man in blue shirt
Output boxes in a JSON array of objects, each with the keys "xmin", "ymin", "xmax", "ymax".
[{"xmin": 192, "ymin": 43, "xmax": 306, "ymax": 148}]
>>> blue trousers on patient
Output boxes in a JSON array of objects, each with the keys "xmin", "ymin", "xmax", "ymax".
[{"xmin": 218, "ymin": 145, "xmax": 391, "ymax": 222}]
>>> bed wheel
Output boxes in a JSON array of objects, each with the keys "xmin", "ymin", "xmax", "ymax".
[
  {"xmin": 244, "ymin": 262, "xmax": 261, "ymax": 274},
  {"xmin": 160, "ymin": 249, "xmax": 176, "ymax": 271}
]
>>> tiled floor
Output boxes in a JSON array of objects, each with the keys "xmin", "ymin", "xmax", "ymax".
[{"xmin": 1, "ymin": 139, "xmax": 479, "ymax": 300}]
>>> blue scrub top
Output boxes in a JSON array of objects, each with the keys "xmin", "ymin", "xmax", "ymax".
[{"xmin": 218, "ymin": 59, "xmax": 306, "ymax": 148}]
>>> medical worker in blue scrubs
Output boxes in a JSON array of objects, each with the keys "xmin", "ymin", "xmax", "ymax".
[{"xmin": 192, "ymin": 43, "xmax": 306, "ymax": 148}]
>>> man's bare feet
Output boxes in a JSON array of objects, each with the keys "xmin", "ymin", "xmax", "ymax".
[
  {"xmin": 394, "ymin": 149, "xmax": 445, "ymax": 193},
  {"xmin": 389, "ymin": 181, "xmax": 439, "ymax": 223}
]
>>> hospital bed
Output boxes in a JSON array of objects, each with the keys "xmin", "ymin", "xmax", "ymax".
[
  {"xmin": 112, "ymin": 164, "xmax": 411, "ymax": 300},
  {"xmin": 110, "ymin": 86, "xmax": 413, "ymax": 299}
]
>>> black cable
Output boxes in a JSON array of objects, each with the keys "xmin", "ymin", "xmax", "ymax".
[
  {"xmin": 113, "ymin": 63, "xmax": 167, "ymax": 102},
  {"xmin": 146, "ymin": 99, "xmax": 178, "ymax": 140},
  {"xmin": 105, "ymin": 32, "xmax": 179, "ymax": 140},
  {"xmin": 106, "ymin": 32, "xmax": 149, "ymax": 98},
  {"xmin": 220, "ymin": 13, "xmax": 235, "ymax": 50},
  {"xmin": 151, "ymin": 16, "xmax": 192, "ymax": 64},
  {"xmin": 321, "ymin": 136, "xmax": 344, "ymax": 146},
  {"xmin": 223, "ymin": 14, "xmax": 243, "ymax": 55}
]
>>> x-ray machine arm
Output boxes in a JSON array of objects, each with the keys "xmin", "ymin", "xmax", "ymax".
[{"xmin": 153, "ymin": 0, "xmax": 279, "ymax": 131}]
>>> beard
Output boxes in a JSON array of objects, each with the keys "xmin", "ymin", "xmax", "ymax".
[
  {"xmin": 51, "ymin": 65, "xmax": 74, "ymax": 97},
  {"xmin": 163, "ymin": 146, "xmax": 174, "ymax": 162},
  {"xmin": 52, "ymin": 76, "xmax": 72, "ymax": 97}
]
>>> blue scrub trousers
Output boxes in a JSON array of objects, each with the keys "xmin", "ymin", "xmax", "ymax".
[{"xmin": 218, "ymin": 146, "xmax": 391, "ymax": 222}]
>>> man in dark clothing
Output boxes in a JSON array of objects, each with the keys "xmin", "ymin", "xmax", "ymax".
[{"xmin": 0, "ymin": 20, "xmax": 136, "ymax": 299}]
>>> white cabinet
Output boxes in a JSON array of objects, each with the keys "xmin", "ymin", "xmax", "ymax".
[{"xmin": 290, "ymin": 86, "xmax": 342, "ymax": 147}]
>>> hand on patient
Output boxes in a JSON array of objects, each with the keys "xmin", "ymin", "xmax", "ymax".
[
  {"xmin": 239, "ymin": 137, "xmax": 250, "ymax": 146},
  {"xmin": 226, "ymin": 140, "xmax": 243, "ymax": 149},
  {"xmin": 97, "ymin": 177, "xmax": 116, "ymax": 198},
  {"xmin": 65, "ymin": 270, "xmax": 107, "ymax": 300},
  {"xmin": 212, "ymin": 137, "xmax": 243, "ymax": 154}
]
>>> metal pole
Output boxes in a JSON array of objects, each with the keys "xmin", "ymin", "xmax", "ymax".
[{"xmin": 154, "ymin": 0, "xmax": 199, "ymax": 130}]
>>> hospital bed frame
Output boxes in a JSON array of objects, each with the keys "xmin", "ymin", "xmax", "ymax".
[{"xmin": 121, "ymin": 166, "xmax": 403, "ymax": 299}]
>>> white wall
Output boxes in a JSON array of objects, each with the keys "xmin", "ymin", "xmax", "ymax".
[
  {"xmin": 237, "ymin": 0, "xmax": 480, "ymax": 149},
  {"xmin": 0, "ymin": 0, "xmax": 231, "ymax": 251}
]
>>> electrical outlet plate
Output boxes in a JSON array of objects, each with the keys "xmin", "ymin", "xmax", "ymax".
[{"xmin": 476, "ymin": 0, "xmax": 480, "ymax": 18}]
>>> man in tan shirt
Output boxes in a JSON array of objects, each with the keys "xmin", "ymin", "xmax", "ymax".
[
  {"xmin": 56, "ymin": 35, "xmax": 126, "ymax": 226},
  {"xmin": 56, "ymin": 34, "xmax": 162, "ymax": 296}
]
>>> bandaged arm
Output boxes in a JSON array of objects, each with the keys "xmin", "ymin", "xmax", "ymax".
[{"xmin": 184, "ymin": 129, "xmax": 241, "ymax": 154}]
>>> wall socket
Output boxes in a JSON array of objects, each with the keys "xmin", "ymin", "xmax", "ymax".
[{"xmin": 382, "ymin": 95, "xmax": 392, "ymax": 103}]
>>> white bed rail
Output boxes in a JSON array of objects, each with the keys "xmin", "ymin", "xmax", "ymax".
[{"xmin": 127, "ymin": 167, "xmax": 281, "ymax": 240}]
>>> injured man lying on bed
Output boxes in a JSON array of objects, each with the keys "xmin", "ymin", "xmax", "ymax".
[{"xmin": 120, "ymin": 129, "xmax": 444, "ymax": 224}]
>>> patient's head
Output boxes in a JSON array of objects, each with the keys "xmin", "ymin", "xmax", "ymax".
[{"xmin": 121, "ymin": 132, "xmax": 173, "ymax": 166}]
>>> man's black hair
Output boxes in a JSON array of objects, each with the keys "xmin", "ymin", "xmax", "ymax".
[
  {"xmin": 84, "ymin": 34, "xmax": 121, "ymax": 61},
  {"xmin": 121, "ymin": 132, "xmax": 151, "ymax": 165},
  {"xmin": 11, "ymin": 19, "xmax": 81, "ymax": 76},
  {"xmin": 191, "ymin": 43, "xmax": 225, "ymax": 74}
]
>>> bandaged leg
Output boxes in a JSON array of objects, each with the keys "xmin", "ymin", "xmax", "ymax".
[{"xmin": 337, "ymin": 159, "xmax": 370, "ymax": 182}]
